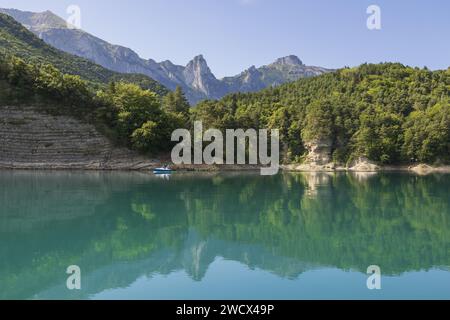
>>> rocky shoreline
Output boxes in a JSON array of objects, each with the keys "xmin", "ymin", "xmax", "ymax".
[
  {"xmin": 279, "ymin": 139, "xmax": 450, "ymax": 174},
  {"xmin": 281, "ymin": 163, "xmax": 450, "ymax": 174}
]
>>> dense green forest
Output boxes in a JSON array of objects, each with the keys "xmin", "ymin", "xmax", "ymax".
[{"xmin": 193, "ymin": 63, "xmax": 450, "ymax": 165}]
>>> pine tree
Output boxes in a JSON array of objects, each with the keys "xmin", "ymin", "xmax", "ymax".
[{"xmin": 163, "ymin": 86, "xmax": 190, "ymax": 116}]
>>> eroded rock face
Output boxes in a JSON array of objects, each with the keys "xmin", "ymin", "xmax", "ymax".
[
  {"xmin": 348, "ymin": 157, "xmax": 380, "ymax": 172},
  {"xmin": 304, "ymin": 140, "xmax": 332, "ymax": 165},
  {"xmin": 409, "ymin": 164, "xmax": 435, "ymax": 175},
  {"xmin": 0, "ymin": 106, "xmax": 157, "ymax": 170}
]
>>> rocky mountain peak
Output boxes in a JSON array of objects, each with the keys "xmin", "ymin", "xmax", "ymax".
[
  {"xmin": 160, "ymin": 59, "xmax": 174, "ymax": 66},
  {"xmin": 242, "ymin": 65, "xmax": 261, "ymax": 81},
  {"xmin": 273, "ymin": 55, "xmax": 303, "ymax": 66},
  {"xmin": 0, "ymin": 8, "xmax": 67, "ymax": 31},
  {"xmin": 183, "ymin": 55, "xmax": 219, "ymax": 96},
  {"xmin": 239, "ymin": 66, "xmax": 264, "ymax": 91},
  {"xmin": 185, "ymin": 55, "xmax": 215, "ymax": 79},
  {"xmin": 187, "ymin": 55, "xmax": 210, "ymax": 72}
]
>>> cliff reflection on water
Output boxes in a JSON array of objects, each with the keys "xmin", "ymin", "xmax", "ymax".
[{"xmin": 0, "ymin": 171, "xmax": 449, "ymax": 299}]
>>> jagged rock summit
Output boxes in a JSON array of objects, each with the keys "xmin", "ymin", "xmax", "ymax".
[{"xmin": 273, "ymin": 55, "xmax": 303, "ymax": 66}]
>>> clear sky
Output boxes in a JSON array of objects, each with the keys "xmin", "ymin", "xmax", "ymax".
[{"xmin": 0, "ymin": 0, "xmax": 449, "ymax": 78}]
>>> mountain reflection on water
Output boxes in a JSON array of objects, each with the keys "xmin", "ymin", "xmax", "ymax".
[{"xmin": 0, "ymin": 171, "xmax": 449, "ymax": 299}]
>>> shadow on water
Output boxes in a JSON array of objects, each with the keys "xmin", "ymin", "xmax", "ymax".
[{"xmin": 0, "ymin": 170, "xmax": 449, "ymax": 299}]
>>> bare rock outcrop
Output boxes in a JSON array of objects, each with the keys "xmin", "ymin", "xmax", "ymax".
[
  {"xmin": 410, "ymin": 164, "xmax": 434, "ymax": 175},
  {"xmin": 286, "ymin": 139, "xmax": 337, "ymax": 171},
  {"xmin": 348, "ymin": 157, "xmax": 380, "ymax": 172},
  {"xmin": 409, "ymin": 164, "xmax": 450, "ymax": 175},
  {"xmin": 304, "ymin": 139, "xmax": 332, "ymax": 165}
]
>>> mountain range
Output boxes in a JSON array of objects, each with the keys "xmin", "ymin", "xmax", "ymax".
[{"xmin": 0, "ymin": 8, "xmax": 332, "ymax": 104}]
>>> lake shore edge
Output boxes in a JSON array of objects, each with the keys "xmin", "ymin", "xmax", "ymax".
[{"xmin": 1, "ymin": 162, "xmax": 449, "ymax": 174}]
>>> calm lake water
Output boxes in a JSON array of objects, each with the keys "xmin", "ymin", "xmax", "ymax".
[{"xmin": 0, "ymin": 170, "xmax": 449, "ymax": 300}]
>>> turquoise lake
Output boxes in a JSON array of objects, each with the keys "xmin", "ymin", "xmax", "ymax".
[{"xmin": 0, "ymin": 170, "xmax": 449, "ymax": 300}]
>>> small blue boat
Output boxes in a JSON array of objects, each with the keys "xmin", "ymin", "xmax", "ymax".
[{"xmin": 153, "ymin": 167, "xmax": 174, "ymax": 174}]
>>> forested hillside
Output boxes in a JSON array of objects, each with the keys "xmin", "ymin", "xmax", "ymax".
[
  {"xmin": 0, "ymin": 13, "xmax": 190, "ymax": 155},
  {"xmin": 0, "ymin": 52, "xmax": 190, "ymax": 155},
  {"xmin": 0, "ymin": 13, "xmax": 168, "ymax": 95},
  {"xmin": 193, "ymin": 63, "xmax": 450, "ymax": 165}
]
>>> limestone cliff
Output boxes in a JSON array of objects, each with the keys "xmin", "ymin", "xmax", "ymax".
[{"xmin": 304, "ymin": 139, "xmax": 332, "ymax": 165}]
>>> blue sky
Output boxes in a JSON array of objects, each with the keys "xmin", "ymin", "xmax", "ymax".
[{"xmin": 0, "ymin": 0, "xmax": 449, "ymax": 77}]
